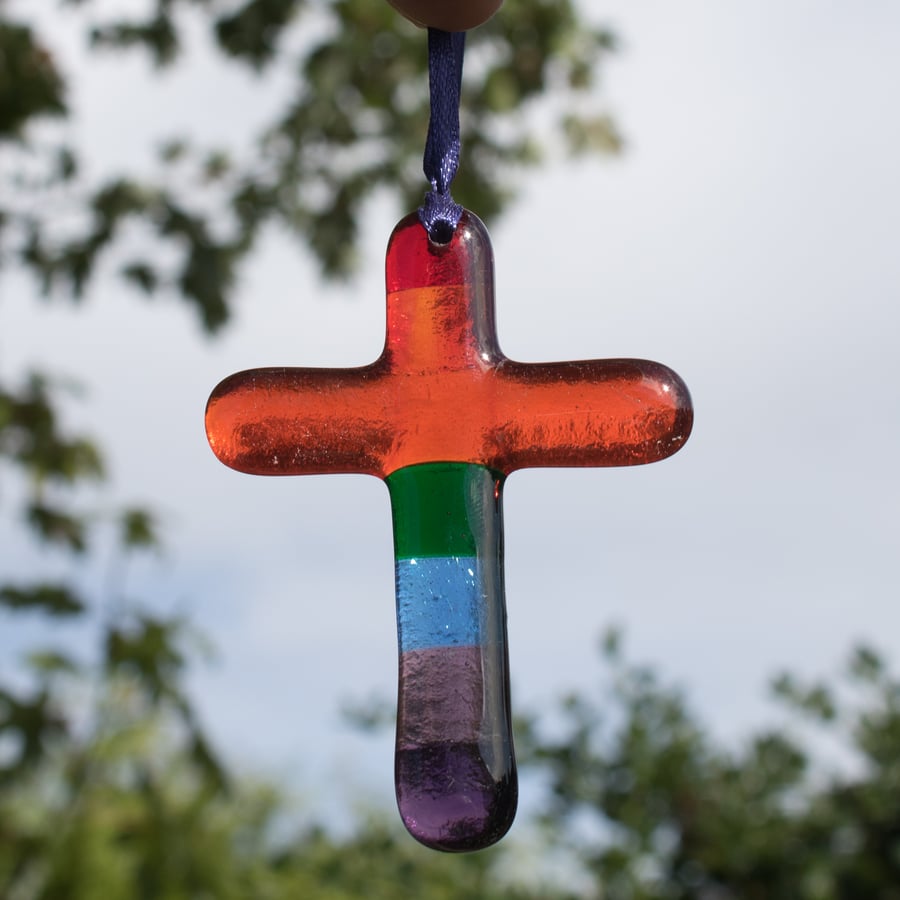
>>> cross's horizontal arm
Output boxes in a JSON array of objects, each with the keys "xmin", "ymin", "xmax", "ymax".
[
  {"xmin": 206, "ymin": 365, "xmax": 392, "ymax": 477},
  {"xmin": 486, "ymin": 358, "xmax": 691, "ymax": 471},
  {"xmin": 206, "ymin": 355, "xmax": 691, "ymax": 478}
]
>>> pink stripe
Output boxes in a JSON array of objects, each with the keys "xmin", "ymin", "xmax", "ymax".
[{"xmin": 397, "ymin": 645, "xmax": 484, "ymax": 749}]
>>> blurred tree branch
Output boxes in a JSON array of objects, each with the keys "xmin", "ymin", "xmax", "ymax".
[{"xmin": 3, "ymin": 0, "xmax": 620, "ymax": 331}]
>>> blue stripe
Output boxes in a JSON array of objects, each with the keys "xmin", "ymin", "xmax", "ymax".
[{"xmin": 396, "ymin": 556, "xmax": 481, "ymax": 652}]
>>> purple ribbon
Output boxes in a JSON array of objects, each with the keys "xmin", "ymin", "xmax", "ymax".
[{"xmin": 418, "ymin": 29, "xmax": 465, "ymax": 243}]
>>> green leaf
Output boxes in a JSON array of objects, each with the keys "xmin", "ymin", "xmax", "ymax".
[
  {"xmin": 203, "ymin": 150, "xmax": 232, "ymax": 182},
  {"xmin": 0, "ymin": 374, "xmax": 103, "ymax": 486},
  {"xmin": 25, "ymin": 650, "xmax": 81, "ymax": 677},
  {"xmin": 772, "ymin": 672, "xmax": 837, "ymax": 721},
  {"xmin": 341, "ymin": 695, "xmax": 395, "ymax": 732},
  {"xmin": 105, "ymin": 615, "xmax": 188, "ymax": 704},
  {"xmin": 122, "ymin": 261, "xmax": 159, "ymax": 295},
  {"xmin": 120, "ymin": 507, "xmax": 160, "ymax": 549},
  {"xmin": 25, "ymin": 503, "xmax": 89, "ymax": 552},
  {"xmin": 188, "ymin": 728, "xmax": 229, "ymax": 792},
  {"xmin": 562, "ymin": 112, "xmax": 623, "ymax": 156},
  {"xmin": 159, "ymin": 138, "xmax": 189, "ymax": 163},
  {"xmin": 0, "ymin": 687, "xmax": 66, "ymax": 777},
  {"xmin": 0, "ymin": 583, "xmax": 86, "ymax": 616},
  {"xmin": 89, "ymin": 14, "xmax": 180, "ymax": 67},
  {"xmin": 0, "ymin": 22, "xmax": 67, "ymax": 138},
  {"xmin": 600, "ymin": 624, "xmax": 623, "ymax": 660},
  {"xmin": 54, "ymin": 145, "xmax": 78, "ymax": 181},
  {"xmin": 849, "ymin": 644, "xmax": 885, "ymax": 684},
  {"xmin": 214, "ymin": 0, "xmax": 306, "ymax": 69}
]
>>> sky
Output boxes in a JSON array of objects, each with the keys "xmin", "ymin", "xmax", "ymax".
[{"xmin": 3, "ymin": 0, "xmax": 900, "ymax": 827}]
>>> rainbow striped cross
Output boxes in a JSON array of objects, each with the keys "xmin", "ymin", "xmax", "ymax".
[{"xmin": 205, "ymin": 211, "xmax": 693, "ymax": 852}]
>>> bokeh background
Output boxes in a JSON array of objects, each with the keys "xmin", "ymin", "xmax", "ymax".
[{"xmin": 4, "ymin": 0, "xmax": 899, "ymax": 832}]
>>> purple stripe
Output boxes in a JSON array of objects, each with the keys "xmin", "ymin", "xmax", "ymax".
[
  {"xmin": 396, "ymin": 743, "xmax": 515, "ymax": 852},
  {"xmin": 397, "ymin": 645, "xmax": 483, "ymax": 749}
]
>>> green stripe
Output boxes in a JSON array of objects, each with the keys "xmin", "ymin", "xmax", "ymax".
[{"xmin": 387, "ymin": 462, "xmax": 504, "ymax": 559}]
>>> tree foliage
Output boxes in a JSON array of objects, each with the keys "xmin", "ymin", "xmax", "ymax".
[
  {"xmin": 0, "ymin": 0, "xmax": 615, "ymax": 894},
  {"xmin": 5, "ymin": 3, "xmax": 900, "ymax": 899},
  {"xmin": 3, "ymin": 0, "xmax": 620, "ymax": 330},
  {"xmin": 513, "ymin": 632, "xmax": 900, "ymax": 900},
  {"xmin": 1, "ymin": 0, "xmax": 617, "ymax": 878}
]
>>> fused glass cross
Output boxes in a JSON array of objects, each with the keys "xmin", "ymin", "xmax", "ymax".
[{"xmin": 205, "ymin": 211, "xmax": 693, "ymax": 852}]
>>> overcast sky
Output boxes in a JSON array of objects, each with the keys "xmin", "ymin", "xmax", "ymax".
[{"xmin": 3, "ymin": 0, "xmax": 899, "ymax": 826}]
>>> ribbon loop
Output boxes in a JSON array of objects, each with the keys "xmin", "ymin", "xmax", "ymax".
[{"xmin": 418, "ymin": 29, "xmax": 465, "ymax": 243}]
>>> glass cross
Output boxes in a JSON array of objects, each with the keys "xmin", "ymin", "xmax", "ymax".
[{"xmin": 205, "ymin": 210, "xmax": 693, "ymax": 851}]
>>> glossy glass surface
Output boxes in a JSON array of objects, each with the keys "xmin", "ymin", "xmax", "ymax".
[
  {"xmin": 205, "ymin": 211, "xmax": 693, "ymax": 479},
  {"xmin": 204, "ymin": 210, "xmax": 694, "ymax": 852},
  {"xmin": 389, "ymin": 463, "xmax": 515, "ymax": 852}
]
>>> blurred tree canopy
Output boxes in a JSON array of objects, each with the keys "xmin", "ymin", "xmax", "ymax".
[
  {"xmin": 2, "ymin": 0, "xmax": 620, "ymax": 329},
  {"xmin": 4, "ymin": 619, "xmax": 900, "ymax": 899},
  {"xmin": 4, "ymin": 2, "xmax": 900, "ymax": 899},
  {"xmin": 515, "ymin": 632, "xmax": 900, "ymax": 900},
  {"xmin": 0, "ymin": 0, "xmax": 614, "ymax": 894},
  {"xmin": 1, "ymin": 0, "xmax": 618, "ymax": 880}
]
